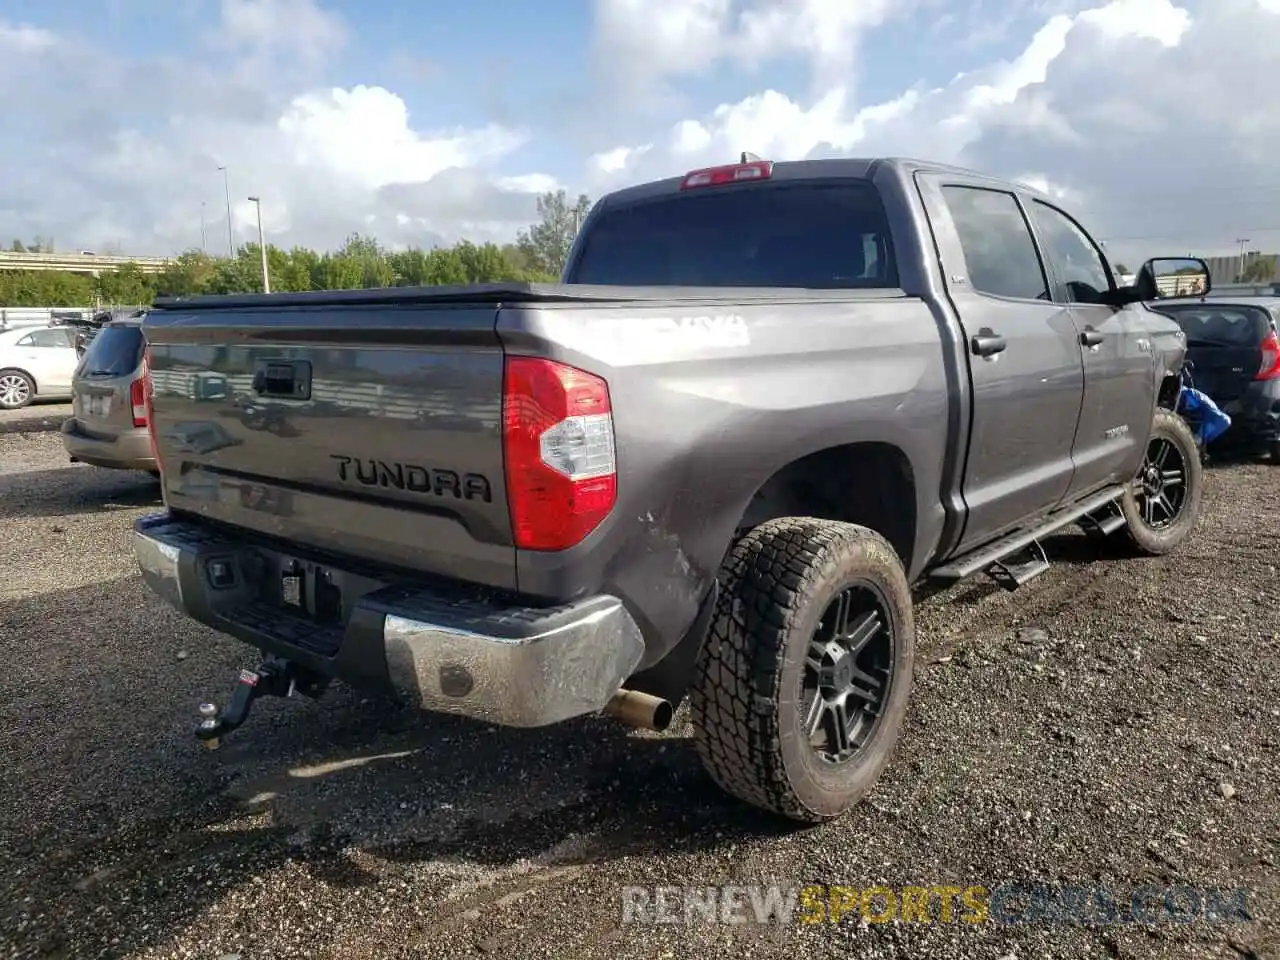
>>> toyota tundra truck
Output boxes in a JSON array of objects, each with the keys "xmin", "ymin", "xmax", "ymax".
[{"xmin": 132, "ymin": 157, "xmax": 1207, "ymax": 823}]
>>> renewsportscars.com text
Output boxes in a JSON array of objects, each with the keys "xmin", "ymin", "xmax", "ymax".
[{"xmin": 620, "ymin": 883, "xmax": 1252, "ymax": 927}]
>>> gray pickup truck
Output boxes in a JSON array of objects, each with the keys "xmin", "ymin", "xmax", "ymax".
[{"xmin": 133, "ymin": 157, "xmax": 1209, "ymax": 823}]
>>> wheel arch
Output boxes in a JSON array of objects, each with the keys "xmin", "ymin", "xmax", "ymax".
[
  {"xmin": 1157, "ymin": 372, "xmax": 1181, "ymax": 410},
  {"xmin": 626, "ymin": 440, "xmax": 920, "ymax": 707},
  {"xmin": 735, "ymin": 440, "xmax": 919, "ymax": 573}
]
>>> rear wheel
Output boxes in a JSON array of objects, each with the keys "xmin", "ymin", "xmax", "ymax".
[
  {"xmin": 1116, "ymin": 408, "xmax": 1202, "ymax": 555},
  {"xmin": 689, "ymin": 518, "xmax": 915, "ymax": 823},
  {"xmin": 0, "ymin": 370, "xmax": 34, "ymax": 410}
]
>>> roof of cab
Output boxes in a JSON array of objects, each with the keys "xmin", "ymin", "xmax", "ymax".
[{"xmin": 593, "ymin": 156, "xmax": 1058, "ymax": 210}]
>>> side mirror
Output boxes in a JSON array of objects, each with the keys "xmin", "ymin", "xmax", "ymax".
[{"xmin": 1130, "ymin": 256, "xmax": 1212, "ymax": 302}]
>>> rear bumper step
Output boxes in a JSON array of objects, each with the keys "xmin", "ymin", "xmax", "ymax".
[{"xmin": 133, "ymin": 513, "xmax": 645, "ymax": 727}]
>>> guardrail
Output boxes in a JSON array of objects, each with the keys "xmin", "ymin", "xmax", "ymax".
[
  {"xmin": 0, "ymin": 305, "xmax": 149, "ymax": 331},
  {"xmin": 0, "ymin": 251, "xmax": 170, "ymax": 275}
]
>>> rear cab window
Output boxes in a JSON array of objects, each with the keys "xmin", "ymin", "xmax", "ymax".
[
  {"xmin": 78, "ymin": 324, "xmax": 144, "ymax": 377},
  {"xmin": 568, "ymin": 180, "xmax": 898, "ymax": 289},
  {"xmin": 1153, "ymin": 305, "xmax": 1274, "ymax": 346}
]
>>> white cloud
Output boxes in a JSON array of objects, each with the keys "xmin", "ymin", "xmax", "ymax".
[
  {"xmin": 585, "ymin": 0, "xmax": 1280, "ymax": 265},
  {"xmin": 5, "ymin": 0, "xmax": 1280, "ymax": 270},
  {"xmin": 274, "ymin": 86, "xmax": 524, "ymax": 190},
  {"xmin": 0, "ymin": 21, "xmax": 56, "ymax": 51},
  {"xmin": 590, "ymin": 0, "xmax": 914, "ymax": 107},
  {"xmin": 0, "ymin": 2, "xmax": 556, "ymax": 256},
  {"xmin": 216, "ymin": 0, "xmax": 346, "ymax": 59}
]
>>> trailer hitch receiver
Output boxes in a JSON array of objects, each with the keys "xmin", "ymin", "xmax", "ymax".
[{"xmin": 195, "ymin": 657, "xmax": 325, "ymax": 749}]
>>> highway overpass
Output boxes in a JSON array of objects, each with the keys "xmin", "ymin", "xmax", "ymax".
[{"xmin": 0, "ymin": 250, "xmax": 170, "ymax": 276}]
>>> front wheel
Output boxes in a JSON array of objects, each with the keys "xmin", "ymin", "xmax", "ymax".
[
  {"xmin": 1115, "ymin": 408, "xmax": 1203, "ymax": 555},
  {"xmin": 689, "ymin": 518, "xmax": 915, "ymax": 823}
]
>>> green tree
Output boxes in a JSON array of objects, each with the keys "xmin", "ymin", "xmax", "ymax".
[
  {"xmin": 96, "ymin": 263, "xmax": 154, "ymax": 306},
  {"xmin": 0, "ymin": 195, "xmax": 591, "ymax": 307},
  {"xmin": 155, "ymin": 250, "xmax": 218, "ymax": 297},
  {"xmin": 275, "ymin": 247, "xmax": 320, "ymax": 292},
  {"xmin": 1241, "ymin": 255, "xmax": 1274, "ymax": 284},
  {"xmin": 516, "ymin": 189, "xmax": 592, "ymax": 278}
]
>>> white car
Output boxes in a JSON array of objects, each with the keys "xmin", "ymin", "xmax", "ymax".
[{"xmin": 0, "ymin": 325, "xmax": 80, "ymax": 410}]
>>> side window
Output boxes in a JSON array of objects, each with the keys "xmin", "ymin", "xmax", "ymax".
[
  {"xmin": 28, "ymin": 329, "xmax": 72, "ymax": 348},
  {"xmin": 940, "ymin": 186, "xmax": 1049, "ymax": 301},
  {"xmin": 1029, "ymin": 201, "xmax": 1112, "ymax": 305},
  {"xmin": 15, "ymin": 333, "xmax": 35, "ymax": 347}
]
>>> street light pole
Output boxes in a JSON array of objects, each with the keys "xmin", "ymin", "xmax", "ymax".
[
  {"xmin": 200, "ymin": 201, "xmax": 207, "ymax": 253},
  {"xmin": 248, "ymin": 196, "xmax": 270, "ymax": 293},
  {"xmin": 218, "ymin": 165, "xmax": 234, "ymax": 257},
  {"xmin": 1236, "ymin": 237, "xmax": 1251, "ymax": 282}
]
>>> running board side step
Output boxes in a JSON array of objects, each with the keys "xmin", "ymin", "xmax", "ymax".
[{"xmin": 929, "ymin": 486, "xmax": 1126, "ymax": 589}]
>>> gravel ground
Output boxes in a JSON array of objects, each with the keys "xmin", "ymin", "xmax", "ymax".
[
  {"xmin": 0, "ymin": 402, "xmax": 73, "ymax": 437},
  {"xmin": 1, "ymin": 432, "xmax": 1277, "ymax": 960}
]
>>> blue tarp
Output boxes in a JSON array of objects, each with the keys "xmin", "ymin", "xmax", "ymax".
[{"xmin": 1177, "ymin": 385, "xmax": 1232, "ymax": 445}]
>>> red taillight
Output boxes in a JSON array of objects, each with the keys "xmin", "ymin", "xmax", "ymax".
[
  {"xmin": 1257, "ymin": 330, "xmax": 1280, "ymax": 380},
  {"xmin": 129, "ymin": 376, "xmax": 148, "ymax": 427},
  {"xmin": 502, "ymin": 356, "xmax": 616, "ymax": 551},
  {"xmin": 679, "ymin": 160, "xmax": 773, "ymax": 190},
  {"xmin": 141, "ymin": 347, "xmax": 160, "ymax": 467}
]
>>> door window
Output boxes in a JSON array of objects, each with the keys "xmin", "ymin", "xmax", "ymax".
[
  {"xmin": 17, "ymin": 328, "xmax": 74, "ymax": 348},
  {"xmin": 940, "ymin": 186, "xmax": 1049, "ymax": 301},
  {"xmin": 1029, "ymin": 201, "xmax": 1112, "ymax": 305}
]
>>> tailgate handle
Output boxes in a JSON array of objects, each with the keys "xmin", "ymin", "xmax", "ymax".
[{"xmin": 252, "ymin": 360, "xmax": 311, "ymax": 400}]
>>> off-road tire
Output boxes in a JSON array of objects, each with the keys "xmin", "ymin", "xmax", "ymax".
[
  {"xmin": 1116, "ymin": 408, "xmax": 1202, "ymax": 556},
  {"xmin": 689, "ymin": 517, "xmax": 915, "ymax": 823}
]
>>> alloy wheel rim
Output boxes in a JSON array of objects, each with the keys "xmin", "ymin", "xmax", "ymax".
[
  {"xmin": 800, "ymin": 582, "xmax": 895, "ymax": 764},
  {"xmin": 0, "ymin": 374, "xmax": 30, "ymax": 407},
  {"xmin": 1133, "ymin": 436, "xmax": 1188, "ymax": 530}
]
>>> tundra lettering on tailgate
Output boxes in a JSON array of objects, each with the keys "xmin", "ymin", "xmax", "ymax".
[{"xmin": 330, "ymin": 455, "xmax": 492, "ymax": 502}]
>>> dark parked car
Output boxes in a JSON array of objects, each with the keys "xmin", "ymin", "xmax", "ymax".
[
  {"xmin": 132, "ymin": 157, "xmax": 1206, "ymax": 823},
  {"xmin": 1150, "ymin": 298, "xmax": 1280, "ymax": 459}
]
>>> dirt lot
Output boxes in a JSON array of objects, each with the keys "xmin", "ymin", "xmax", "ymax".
[
  {"xmin": 0, "ymin": 401, "xmax": 73, "ymax": 437},
  {"xmin": 1, "ymin": 431, "xmax": 1277, "ymax": 960}
]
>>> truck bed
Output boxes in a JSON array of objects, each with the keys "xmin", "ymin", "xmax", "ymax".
[{"xmin": 143, "ymin": 282, "xmax": 945, "ymax": 644}]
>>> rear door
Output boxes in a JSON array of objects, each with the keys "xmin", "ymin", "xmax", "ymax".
[
  {"xmin": 72, "ymin": 323, "xmax": 146, "ymax": 440},
  {"xmin": 916, "ymin": 175, "xmax": 1086, "ymax": 548},
  {"xmin": 1149, "ymin": 303, "xmax": 1274, "ymax": 403},
  {"xmin": 1024, "ymin": 198, "xmax": 1155, "ymax": 497},
  {"xmin": 14, "ymin": 327, "xmax": 78, "ymax": 392}
]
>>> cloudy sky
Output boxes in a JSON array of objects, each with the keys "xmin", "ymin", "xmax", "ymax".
[{"xmin": 2, "ymin": 0, "xmax": 1278, "ymax": 269}]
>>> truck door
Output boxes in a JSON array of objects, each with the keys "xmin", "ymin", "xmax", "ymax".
[
  {"xmin": 916, "ymin": 176, "xmax": 1087, "ymax": 549},
  {"xmin": 1024, "ymin": 198, "xmax": 1154, "ymax": 497}
]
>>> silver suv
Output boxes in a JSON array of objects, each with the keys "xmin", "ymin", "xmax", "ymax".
[{"xmin": 61, "ymin": 317, "xmax": 156, "ymax": 473}]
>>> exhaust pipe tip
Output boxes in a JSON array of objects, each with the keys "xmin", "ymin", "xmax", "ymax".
[{"xmin": 604, "ymin": 689, "xmax": 674, "ymax": 732}]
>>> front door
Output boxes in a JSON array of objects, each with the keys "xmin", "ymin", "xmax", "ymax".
[
  {"xmin": 916, "ymin": 176, "xmax": 1087, "ymax": 550},
  {"xmin": 1024, "ymin": 198, "xmax": 1155, "ymax": 496}
]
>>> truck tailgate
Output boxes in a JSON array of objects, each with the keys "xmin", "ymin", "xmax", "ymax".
[{"xmin": 142, "ymin": 303, "xmax": 516, "ymax": 590}]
